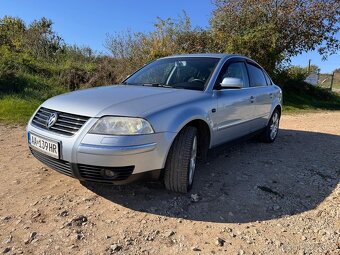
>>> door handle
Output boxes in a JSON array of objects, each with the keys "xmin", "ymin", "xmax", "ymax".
[
  {"xmin": 269, "ymin": 93, "xmax": 273, "ymax": 98},
  {"xmin": 250, "ymin": 96, "xmax": 255, "ymax": 103}
]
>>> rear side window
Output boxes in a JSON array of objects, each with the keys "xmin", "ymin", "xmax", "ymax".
[
  {"xmin": 263, "ymin": 72, "xmax": 272, "ymax": 85},
  {"xmin": 247, "ymin": 64, "xmax": 267, "ymax": 87}
]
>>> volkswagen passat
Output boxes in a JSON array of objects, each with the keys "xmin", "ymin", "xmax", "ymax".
[{"xmin": 27, "ymin": 54, "xmax": 282, "ymax": 193}]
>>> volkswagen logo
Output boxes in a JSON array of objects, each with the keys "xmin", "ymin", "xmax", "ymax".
[{"xmin": 46, "ymin": 113, "xmax": 58, "ymax": 128}]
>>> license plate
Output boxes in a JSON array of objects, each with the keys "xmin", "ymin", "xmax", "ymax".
[{"xmin": 28, "ymin": 132, "xmax": 60, "ymax": 159}]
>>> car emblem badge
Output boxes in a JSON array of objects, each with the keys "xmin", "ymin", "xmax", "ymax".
[{"xmin": 47, "ymin": 113, "xmax": 58, "ymax": 128}]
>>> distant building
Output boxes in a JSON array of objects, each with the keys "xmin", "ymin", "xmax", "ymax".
[{"xmin": 304, "ymin": 73, "xmax": 318, "ymax": 86}]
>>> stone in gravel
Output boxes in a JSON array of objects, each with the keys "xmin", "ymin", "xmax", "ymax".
[
  {"xmin": 32, "ymin": 211, "xmax": 41, "ymax": 219},
  {"xmin": 30, "ymin": 200, "xmax": 39, "ymax": 206},
  {"xmin": 1, "ymin": 216, "xmax": 11, "ymax": 221},
  {"xmin": 191, "ymin": 194, "xmax": 200, "ymax": 202},
  {"xmin": 274, "ymin": 240, "xmax": 282, "ymax": 247},
  {"xmin": 238, "ymin": 250, "xmax": 245, "ymax": 255},
  {"xmin": 4, "ymin": 235, "xmax": 12, "ymax": 244},
  {"xmin": 301, "ymin": 236, "xmax": 307, "ymax": 241},
  {"xmin": 226, "ymin": 227, "xmax": 233, "ymax": 233},
  {"xmin": 298, "ymin": 250, "xmax": 305, "ymax": 255},
  {"xmin": 110, "ymin": 244, "xmax": 122, "ymax": 252},
  {"xmin": 75, "ymin": 233, "xmax": 85, "ymax": 240},
  {"xmin": 215, "ymin": 237, "xmax": 225, "ymax": 246},
  {"xmin": 191, "ymin": 246, "xmax": 201, "ymax": 251},
  {"xmin": 58, "ymin": 210, "xmax": 69, "ymax": 217},
  {"xmin": 125, "ymin": 238, "xmax": 134, "ymax": 245},
  {"xmin": 69, "ymin": 215, "xmax": 87, "ymax": 227},
  {"xmin": 24, "ymin": 232, "xmax": 37, "ymax": 244},
  {"xmin": 163, "ymin": 230, "xmax": 175, "ymax": 237},
  {"xmin": 2, "ymin": 248, "xmax": 11, "ymax": 254}
]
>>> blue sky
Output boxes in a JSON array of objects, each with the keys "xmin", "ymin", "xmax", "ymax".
[{"xmin": 1, "ymin": 0, "xmax": 339, "ymax": 73}]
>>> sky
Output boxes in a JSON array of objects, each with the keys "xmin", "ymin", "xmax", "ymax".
[{"xmin": 1, "ymin": 0, "xmax": 339, "ymax": 73}]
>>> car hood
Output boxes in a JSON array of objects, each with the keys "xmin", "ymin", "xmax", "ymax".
[{"xmin": 42, "ymin": 85, "xmax": 206, "ymax": 118}]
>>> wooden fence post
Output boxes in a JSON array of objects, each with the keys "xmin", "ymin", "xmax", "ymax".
[{"xmin": 330, "ymin": 72, "xmax": 334, "ymax": 91}]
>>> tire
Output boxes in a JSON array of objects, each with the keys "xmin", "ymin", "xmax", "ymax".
[
  {"xmin": 260, "ymin": 109, "xmax": 280, "ymax": 143},
  {"xmin": 164, "ymin": 126, "xmax": 198, "ymax": 193}
]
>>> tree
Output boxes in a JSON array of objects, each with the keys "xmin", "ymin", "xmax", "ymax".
[
  {"xmin": 308, "ymin": 64, "xmax": 320, "ymax": 74},
  {"xmin": 105, "ymin": 13, "xmax": 212, "ymax": 80},
  {"xmin": 0, "ymin": 16, "xmax": 64, "ymax": 59},
  {"xmin": 0, "ymin": 16, "xmax": 26, "ymax": 51},
  {"xmin": 25, "ymin": 17, "xmax": 64, "ymax": 59},
  {"xmin": 210, "ymin": 0, "xmax": 340, "ymax": 73}
]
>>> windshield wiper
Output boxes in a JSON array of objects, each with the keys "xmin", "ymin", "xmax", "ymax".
[
  {"xmin": 123, "ymin": 82, "xmax": 173, "ymax": 88},
  {"xmin": 142, "ymin": 83, "xmax": 172, "ymax": 88}
]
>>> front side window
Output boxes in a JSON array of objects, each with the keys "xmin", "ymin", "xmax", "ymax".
[
  {"xmin": 124, "ymin": 57, "xmax": 220, "ymax": 91},
  {"xmin": 218, "ymin": 62, "xmax": 249, "ymax": 88},
  {"xmin": 247, "ymin": 64, "xmax": 267, "ymax": 87}
]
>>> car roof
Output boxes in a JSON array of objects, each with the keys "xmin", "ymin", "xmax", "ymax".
[
  {"xmin": 161, "ymin": 53, "xmax": 245, "ymax": 60},
  {"xmin": 161, "ymin": 53, "xmax": 267, "ymax": 71}
]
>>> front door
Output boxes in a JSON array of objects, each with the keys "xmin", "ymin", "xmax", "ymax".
[{"xmin": 211, "ymin": 60, "xmax": 255, "ymax": 146}]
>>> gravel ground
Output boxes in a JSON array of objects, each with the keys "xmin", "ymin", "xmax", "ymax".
[{"xmin": 0, "ymin": 111, "xmax": 339, "ymax": 255}]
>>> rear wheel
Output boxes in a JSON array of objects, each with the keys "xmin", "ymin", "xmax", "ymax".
[
  {"xmin": 164, "ymin": 126, "xmax": 197, "ymax": 193},
  {"xmin": 260, "ymin": 109, "xmax": 280, "ymax": 143}
]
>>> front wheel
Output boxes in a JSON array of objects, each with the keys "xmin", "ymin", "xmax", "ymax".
[
  {"xmin": 260, "ymin": 109, "xmax": 280, "ymax": 143},
  {"xmin": 164, "ymin": 126, "xmax": 197, "ymax": 193}
]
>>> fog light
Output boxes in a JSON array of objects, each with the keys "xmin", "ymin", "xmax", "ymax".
[{"xmin": 103, "ymin": 169, "xmax": 116, "ymax": 178}]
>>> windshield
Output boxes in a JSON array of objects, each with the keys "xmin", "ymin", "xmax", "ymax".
[{"xmin": 124, "ymin": 57, "xmax": 220, "ymax": 91}]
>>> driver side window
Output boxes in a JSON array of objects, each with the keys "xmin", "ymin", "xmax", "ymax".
[{"xmin": 219, "ymin": 62, "xmax": 249, "ymax": 88}]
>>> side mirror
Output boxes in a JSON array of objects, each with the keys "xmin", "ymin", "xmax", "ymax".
[{"xmin": 220, "ymin": 77, "xmax": 243, "ymax": 89}]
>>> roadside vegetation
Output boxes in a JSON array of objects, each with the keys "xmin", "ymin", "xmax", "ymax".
[{"xmin": 0, "ymin": 0, "xmax": 340, "ymax": 123}]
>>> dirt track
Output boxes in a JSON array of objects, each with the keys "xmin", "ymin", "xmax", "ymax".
[{"xmin": 0, "ymin": 111, "xmax": 339, "ymax": 255}]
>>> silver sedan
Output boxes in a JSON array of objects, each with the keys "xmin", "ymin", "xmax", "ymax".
[{"xmin": 27, "ymin": 54, "xmax": 282, "ymax": 193}]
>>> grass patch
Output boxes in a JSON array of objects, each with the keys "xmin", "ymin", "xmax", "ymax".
[
  {"xmin": 282, "ymin": 80, "xmax": 340, "ymax": 113},
  {"xmin": 0, "ymin": 96, "xmax": 41, "ymax": 124},
  {"xmin": 0, "ymin": 72, "xmax": 67, "ymax": 124}
]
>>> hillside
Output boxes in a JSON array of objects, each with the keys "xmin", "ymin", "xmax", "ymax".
[{"xmin": 1, "ymin": 16, "xmax": 340, "ymax": 124}]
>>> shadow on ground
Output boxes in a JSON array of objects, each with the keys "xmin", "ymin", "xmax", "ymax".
[{"xmin": 82, "ymin": 129, "xmax": 340, "ymax": 223}]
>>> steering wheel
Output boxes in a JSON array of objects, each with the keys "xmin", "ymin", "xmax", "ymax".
[{"xmin": 189, "ymin": 79, "xmax": 205, "ymax": 84}]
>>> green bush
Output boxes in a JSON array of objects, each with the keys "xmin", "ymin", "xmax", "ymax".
[
  {"xmin": 274, "ymin": 70, "xmax": 340, "ymax": 112},
  {"xmin": 1, "ymin": 15, "xmax": 340, "ymax": 124}
]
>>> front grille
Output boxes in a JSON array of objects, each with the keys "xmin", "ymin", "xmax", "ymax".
[
  {"xmin": 30, "ymin": 148, "xmax": 73, "ymax": 177},
  {"xmin": 32, "ymin": 107, "xmax": 89, "ymax": 136},
  {"xmin": 78, "ymin": 164, "xmax": 134, "ymax": 182}
]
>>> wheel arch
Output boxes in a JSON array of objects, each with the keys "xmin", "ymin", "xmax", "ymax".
[
  {"xmin": 183, "ymin": 119, "xmax": 211, "ymax": 162},
  {"xmin": 267, "ymin": 101, "xmax": 282, "ymax": 126},
  {"xmin": 161, "ymin": 118, "xmax": 211, "ymax": 171},
  {"xmin": 275, "ymin": 104, "xmax": 282, "ymax": 116}
]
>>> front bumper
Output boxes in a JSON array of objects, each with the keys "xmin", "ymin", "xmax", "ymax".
[{"xmin": 27, "ymin": 117, "xmax": 177, "ymax": 183}]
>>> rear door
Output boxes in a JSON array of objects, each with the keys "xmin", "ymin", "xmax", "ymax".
[
  {"xmin": 245, "ymin": 62, "xmax": 273, "ymax": 129},
  {"xmin": 212, "ymin": 59, "xmax": 255, "ymax": 146}
]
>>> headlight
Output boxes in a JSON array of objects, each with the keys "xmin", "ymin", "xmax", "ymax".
[{"xmin": 89, "ymin": 116, "xmax": 154, "ymax": 135}]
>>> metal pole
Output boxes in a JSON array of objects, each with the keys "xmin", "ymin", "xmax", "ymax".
[
  {"xmin": 330, "ymin": 72, "xmax": 334, "ymax": 91},
  {"xmin": 308, "ymin": 59, "xmax": 311, "ymax": 74}
]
